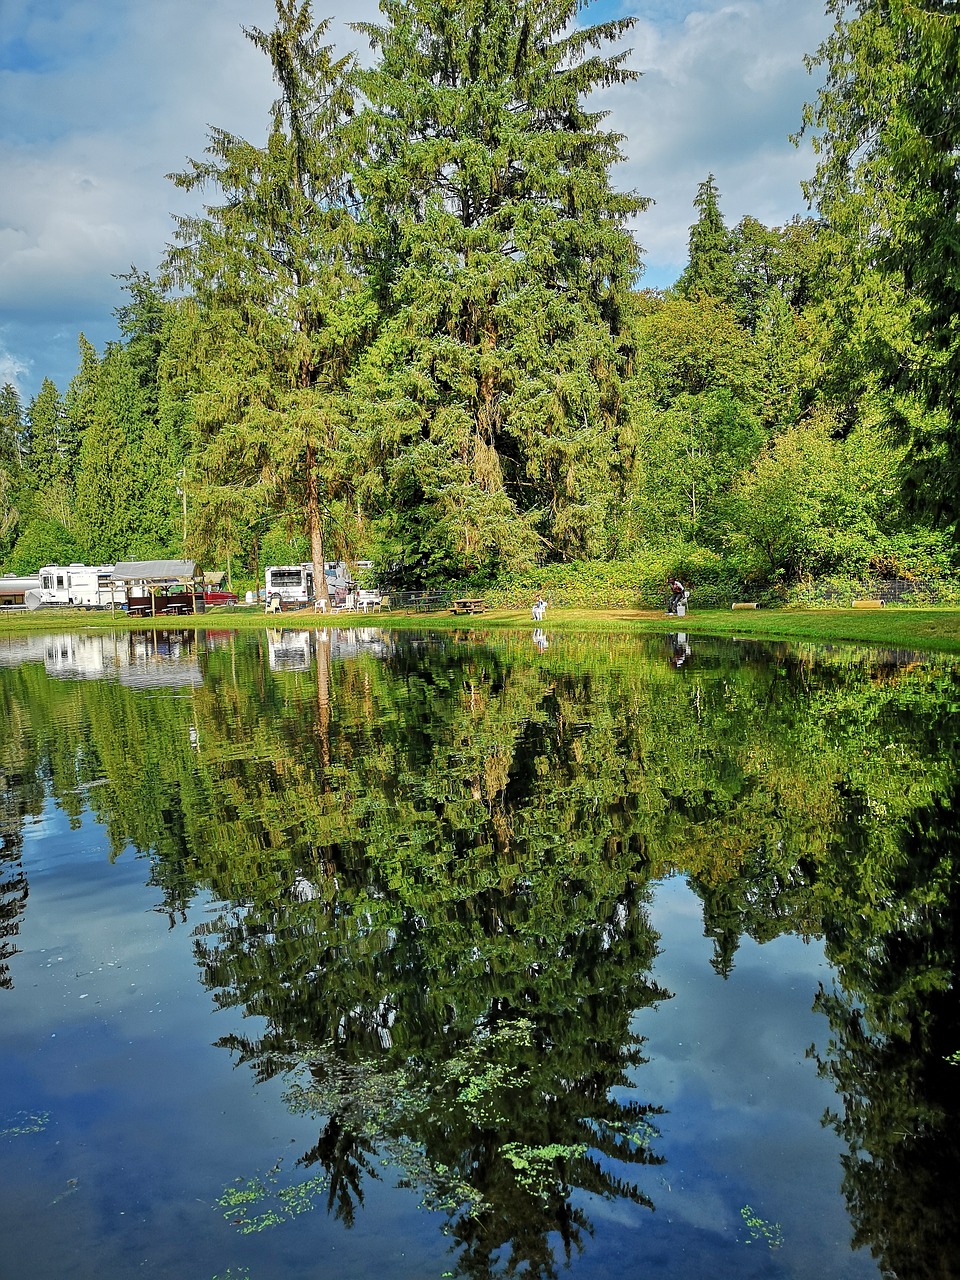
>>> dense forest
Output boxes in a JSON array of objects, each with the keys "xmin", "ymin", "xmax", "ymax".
[{"xmin": 1, "ymin": 0, "xmax": 959, "ymax": 603}]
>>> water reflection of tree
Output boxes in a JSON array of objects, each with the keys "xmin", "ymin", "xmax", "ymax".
[
  {"xmin": 5, "ymin": 630, "xmax": 960, "ymax": 1272},
  {"xmin": 813, "ymin": 782, "xmax": 960, "ymax": 1279},
  {"xmin": 0, "ymin": 671, "xmax": 46, "ymax": 988},
  {"xmin": 200, "ymin": 876, "xmax": 668, "ymax": 1279}
]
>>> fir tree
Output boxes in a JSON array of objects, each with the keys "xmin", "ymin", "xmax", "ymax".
[
  {"xmin": 65, "ymin": 335, "xmax": 101, "ymax": 453},
  {"xmin": 0, "ymin": 383, "xmax": 25, "ymax": 560},
  {"xmin": 676, "ymin": 174, "xmax": 738, "ymax": 308},
  {"xmin": 26, "ymin": 378, "xmax": 76, "ymax": 528},
  {"xmin": 73, "ymin": 346, "xmax": 141, "ymax": 562},
  {"xmin": 166, "ymin": 0, "xmax": 368, "ymax": 603},
  {"xmin": 350, "ymin": 0, "xmax": 648, "ymax": 576}
]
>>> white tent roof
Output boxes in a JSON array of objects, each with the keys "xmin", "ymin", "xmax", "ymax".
[{"xmin": 112, "ymin": 560, "xmax": 197, "ymax": 584}]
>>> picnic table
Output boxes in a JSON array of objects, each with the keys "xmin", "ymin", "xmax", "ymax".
[
  {"xmin": 450, "ymin": 598, "xmax": 487, "ymax": 615},
  {"xmin": 395, "ymin": 591, "xmax": 449, "ymax": 612}
]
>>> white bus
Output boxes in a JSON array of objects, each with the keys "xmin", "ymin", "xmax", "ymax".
[{"xmin": 36, "ymin": 564, "xmax": 123, "ymax": 609}]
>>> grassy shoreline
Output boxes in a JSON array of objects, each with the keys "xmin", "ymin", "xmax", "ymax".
[{"xmin": 4, "ymin": 603, "xmax": 960, "ymax": 653}]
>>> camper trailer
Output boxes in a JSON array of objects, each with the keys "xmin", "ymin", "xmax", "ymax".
[
  {"xmin": 37, "ymin": 564, "xmax": 122, "ymax": 609},
  {"xmin": 0, "ymin": 573, "xmax": 42, "ymax": 609},
  {"xmin": 264, "ymin": 564, "xmax": 315, "ymax": 608},
  {"xmin": 263, "ymin": 561, "xmax": 361, "ymax": 610}
]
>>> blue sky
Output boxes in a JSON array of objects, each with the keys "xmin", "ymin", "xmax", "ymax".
[{"xmin": 0, "ymin": 0, "xmax": 832, "ymax": 404}]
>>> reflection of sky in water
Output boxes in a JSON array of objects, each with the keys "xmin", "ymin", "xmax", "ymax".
[
  {"xmin": 2, "ymin": 813, "xmax": 875, "ymax": 1279},
  {"xmin": 1, "ymin": 801, "xmax": 452, "ymax": 1280},
  {"xmin": 603, "ymin": 875, "xmax": 872, "ymax": 1278}
]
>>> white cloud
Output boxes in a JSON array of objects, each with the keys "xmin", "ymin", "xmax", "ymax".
[
  {"xmin": 0, "ymin": 332, "xmax": 30, "ymax": 391},
  {"xmin": 598, "ymin": 0, "xmax": 830, "ymax": 274}
]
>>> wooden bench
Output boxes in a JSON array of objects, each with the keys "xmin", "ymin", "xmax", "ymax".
[
  {"xmin": 853, "ymin": 599, "xmax": 885, "ymax": 608},
  {"xmin": 450, "ymin": 598, "xmax": 487, "ymax": 615},
  {"xmin": 731, "ymin": 602, "xmax": 758, "ymax": 609}
]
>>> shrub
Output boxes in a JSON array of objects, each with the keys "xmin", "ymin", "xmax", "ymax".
[{"xmin": 480, "ymin": 548, "xmax": 747, "ymax": 611}]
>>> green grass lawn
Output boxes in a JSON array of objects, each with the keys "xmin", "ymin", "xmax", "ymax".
[{"xmin": 4, "ymin": 601, "xmax": 960, "ymax": 653}]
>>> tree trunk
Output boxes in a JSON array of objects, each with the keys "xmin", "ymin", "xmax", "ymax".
[{"xmin": 306, "ymin": 441, "xmax": 330, "ymax": 607}]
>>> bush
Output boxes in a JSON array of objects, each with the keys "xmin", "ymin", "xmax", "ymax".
[
  {"xmin": 480, "ymin": 548, "xmax": 747, "ymax": 611},
  {"xmin": 7, "ymin": 517, "xmax": 82, "ymax": 575},
  {"xmin": 789, "ymin": 575, "xmax": 960, "ymax": 608}
]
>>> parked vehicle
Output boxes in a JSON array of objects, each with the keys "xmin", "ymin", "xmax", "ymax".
[
  {"xmin": 264, "ymin": 564, "xmax": 316, "ymax": 608},
  {"xmin": 263, "ymin": 561, "xmax": 360, "ymax": 609},
  {"xmin": 36, "ymin": 564, "xmax": 124, "ymax": 609},
  {"xmin": 203, "ymin": 584, "xmax": 239, "ymax": 606},
  {"xmin": 0, "ymin": 573, "xmax": 42, "ymax": 608}
]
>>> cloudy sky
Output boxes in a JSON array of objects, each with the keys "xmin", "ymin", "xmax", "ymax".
[{"xmin": 0, "ymin": 0, "xmax": 832, "ymax": 404}]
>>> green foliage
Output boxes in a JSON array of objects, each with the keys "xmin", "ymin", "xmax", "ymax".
[
  {"xmin": 25, "ymin": 379, "xmax": 77, "ymax": 532},
  {"xmin": 9, "ymin": 0, "xmax": 960, "ymax": 600},
  {"xmin": 72, "ymin": 345, "xmax": 143, "ymax": 562},
  {"xmin": 0, "ymin": 383, "xmax": 25, "ymax": 561},
  {"xmin": 350, "ymin": 0, "xmax": 647, "ymax": 575},
  {"xmin": 484, "ymin": 548, "xmax": 742, "ymax": 610},
  {"xmin": 166, "ymin": 0, "xmax": 367, "ymax": 602},
  {"xmin": 676, "ymin": 174, "xmax": 738, "ymax": 306},
  {"xmin": 0, "ymin": 383, "xmax": 23, "ymax": 473},
  {"xmin": 8, "ymin": 515, "xmax": 82, "ymax": 574},
  {"xmin": 802, "ymin": 0, "xmax": 960, "ymax": 537},
  {"xmin": 723, "ymin": 414, "xmax": 937, "ymax": 586}
]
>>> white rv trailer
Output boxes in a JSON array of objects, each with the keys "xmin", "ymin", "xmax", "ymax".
[
  {"xmin": 36, "ymin": 564, "xmax": 123, "ymax": 609},
  {"xmin": 0, "ymin": 573, "xmax": 42, "ymax": 608},
  {"xmin": 264, "ymin": 561, "xmax": 360, "ymax": 608},
  {"xmin": 264, "ymin": 563, "xmax": 315, "ymax": 607}
]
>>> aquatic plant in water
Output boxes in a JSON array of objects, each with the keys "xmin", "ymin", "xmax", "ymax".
[
  {"xmin": 218, "ymin": 1163, "xmax": 330, "ymax": 1234},
  {"xmin": 0, "ymin": 1110, "xmax": 50, "ymax": 1138},
  {"xmin": 740, "ymin": 1204, "xmax": 783, "ymax": 1249}
]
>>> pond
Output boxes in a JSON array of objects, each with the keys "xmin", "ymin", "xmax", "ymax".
[{"xmin": 1, "ymin": 625, "xmax": 958, "ymax": 1280}]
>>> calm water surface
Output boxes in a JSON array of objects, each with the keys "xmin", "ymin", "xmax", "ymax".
[{"xmin": 1, "ymin": 626, "xmax": 958, "ymax": 1280}]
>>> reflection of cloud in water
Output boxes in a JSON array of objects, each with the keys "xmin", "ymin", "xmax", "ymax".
[{"xmin": 628, "ymin": 876, "xmax": 865, "ymax": 1273}]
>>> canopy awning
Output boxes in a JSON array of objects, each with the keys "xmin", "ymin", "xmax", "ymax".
[{"xmin": 112, "ymin": 560, "xmax": 198, "ymax": 585}]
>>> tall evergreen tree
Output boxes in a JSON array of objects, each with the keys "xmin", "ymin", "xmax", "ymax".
[
  {"xmin": 350, "ymin": 0, "xmax": 648, "ymax": 577},
  {"xmin": 166, "ymin": 0, "xmax": 367, "ymax": 605},
  {"xmin": 115, "ymin": 268, "xmax": 168, "ymax": 423},
  {"xmin": 65, "ymin": 335, "xmax": 101, "ymax": 457},
  {"xmin": 73, "ymin": 345, "xmax": 141, "ymax": 562},
  {"xmin": 26, "ymin": 378, "xmax": 75, "ymax": 528},
  {"xmin": 676, "ymin": 174, "xmax": 737, "ymax": 308},
  {"xmin": 801, "ymin": 0, "xmax": 960, "ymax": 537},
  {"xmin": 0, "ymin": 383, "xmax": 24, "ymax": 473},
  {"xmin": 0, "ymin": 383, "xmax": 24, "ymax": 560}
]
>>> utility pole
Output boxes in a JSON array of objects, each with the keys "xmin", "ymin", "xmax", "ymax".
[{"xmin": 176, "ymin": 469, "xmax": 187, "ymax": 550}]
